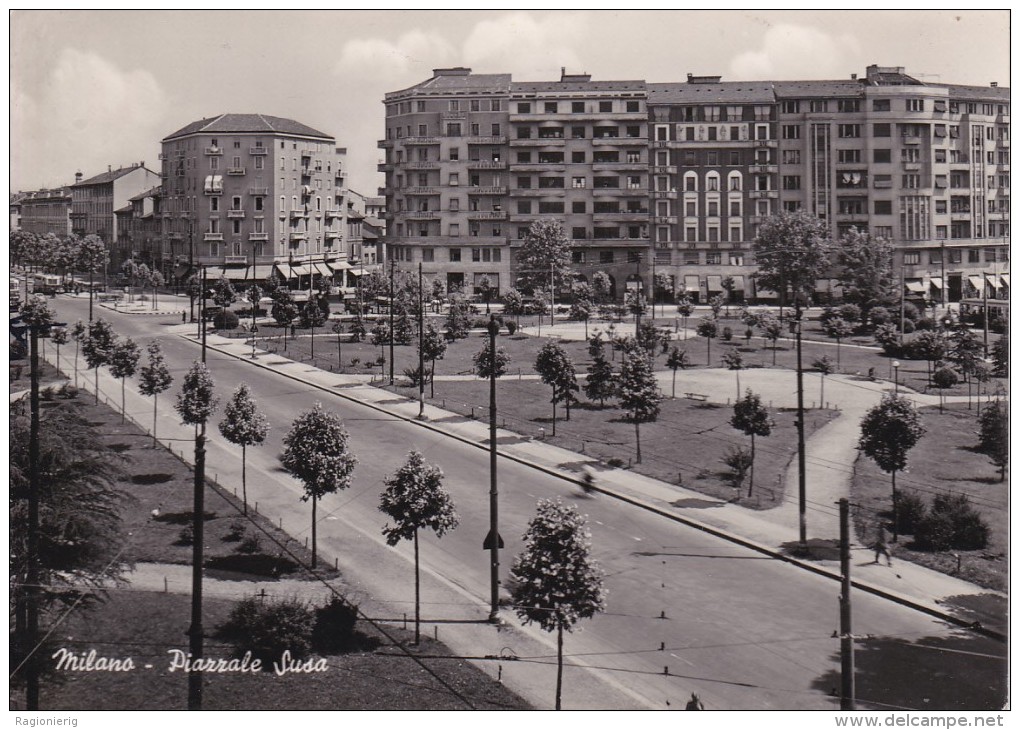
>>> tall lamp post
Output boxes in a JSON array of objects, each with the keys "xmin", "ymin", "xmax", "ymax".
[
  {"xmin": 793, "ymin": 304, "xmax": 807, "ymax": 552},
  {"xmin": 185, "ymin": 214, "xmax": 196, "ymax": 323},
  {"xmin": 893, "ymin": 360, "xmax": 901, "ymax": 394},
  {"xmin": 486, "ymin": 315, "xmax": 501, "ymax": 622}
]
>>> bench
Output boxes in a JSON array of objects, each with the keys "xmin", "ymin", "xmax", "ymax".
[{"xmin": 684, "ymin": 392, "xmax": 709, "ymax": 402}]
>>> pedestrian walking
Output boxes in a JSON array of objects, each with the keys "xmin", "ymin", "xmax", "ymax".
[
  {"xmin": 685, "ymin": 693, "xmax": 704, "ymax": 711},
  {"xmin": 873, "ymin": 526, "xmax": 892, "ymax": 566}
]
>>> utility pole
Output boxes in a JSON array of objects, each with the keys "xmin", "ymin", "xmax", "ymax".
[
  {"xmin": 982, "ymin": 269, "xmax": 989, "ymax": 356},
  {"xmin": 188, "ymin": 216, "xmax": 196, "ymax": 324},
  {"xmin": 940, "ymin": 241, "xmax": 947, "ymax": 311},
  {"xmin": 388, "ymin": 258, "xmax": 395, "ymax": 385},
  {"xmin": 25, "ymin": 315, "xmax": 41, "ymax": 709},
  {"xmin": 839, "ymin": 497, "xmax": 855, "ymax": 710},
  {"xmin": 899, "ymin": 263, "xmax": 906, "ymax": 346},
  {"xmin": 795, "ymin": 301, "xmax": 807, "ymax": 551},
  {"xmin": 634, "ymin": 256, "xmax": 642, "ymax": 337},
  {"xmin": 549, "ymin": 261, "xmax": 555, "ymax": 328},
  {"xmin": 200, "ymin": 265, "xmax": 208, "ymax": 364},
  {"xmin": 486, "ymin": 315, "xmax": 501, "ymax": 622},
  {"xmin": 418, "ymin": 262, "xmax": 425, "ymax": 419},
  {"xmin": 188, "ymin": 416, "xmax": 207, "ymax": 710}
]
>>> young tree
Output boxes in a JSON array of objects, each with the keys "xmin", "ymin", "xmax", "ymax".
[
  {"xmin": 349, "ymin": 310, "xmax": 367, "ymax": 344},
  {"xmin": 708, "ymin": 293, "xmax": 724, "ymax": 320},
  {"xmin": 978, "ymin": 400, "xmax": 1008, "ymax": 482},
  {"xmin": 535, "ymin": 342, "xmax": 579, "ymax": 433},
  {"xmin": 281, "ymin": 403, "xmax": 358, "ymax": 568},
  {"xmin": 148, "ymin": 269, "xmax": 165, "ymax": 310},
  {"xmin": 219, "ymin": 384, "xmax": 270, "ymax": 515},
  {"xmin": 823, "ymin": 316, "xmax": 855, "ymax": 370},
  {"xmin": 419, "ymin": 323, "xmax": 448, "ymax": 397},
  {"xmin": 379, "ymin": 450, "xmax": 459, "ymax": 644},
  {"xmin": 271, "ymin": 289, "xmax": 299, "ymax": 347},
  {"xmin": 813, "ymin": 355, "xmax": 834, "ymax": 406},
  {"xmin": 445, "ymin": 296, "xmax": 471, "ymax": 340},
  {"xmin": 931, "ymin": 366, "xmax": 959, "ymax": 413},
  {"xmin": 301, "ymin": 298, "xmax": 327, "ymax": 360},
  {"xmin": 502, "ymin": 288, "xmax": 525, "ymax": 327},
  {"xmin": 510, "ymin": 498, "xmax": 606, "ymax": 711},
  {"xmin": 212, "ymin": 275, "xmax": 238, "ymax": 309},
  {"xmin": 753, "ymin": 211, "xmax": 832, "ymax": 316},
  {"xmin": 721, "ymin": 275, "xmax": 736, "ymax": 317},
  {"xmin": 139, "ymin": 341, "xmax": 173, "ymax": 447},
  {"xmin": 108, "ymin": 338, "xmax": 141, "ymax": 424},
  {"xmin": 758, "ymin": 311, "xmax": 783, "ymax": 365},
  {"xmin": 912, "ymin": 330, "xmax": 948, "ymax": 386},
  {"xmin": 246, "ymin": 284, "xmax": 263, "ymax": 328},
  {"xmin": 518, "ymin": 220, "xmax": 571, "ymax": 294},
  {"xmin": 858, "ymin": 394, "xmax": 926, "ymax": 541},
  {"xmin": 721, "ymin": 349, "xmax": 745, "ymax": 400},
  {"xmin": 730, "ymin": 390, "xmax": 773, "ymax": 497},
  {"xmin": 75, "ymin": 234, "xmax": 109, "ymax": 320},
  {"xmin": 569, "ymin": 297, "xmax": 593, "ymax": 339},
  {"xmin": 836, "ymin": 227, "xmax": 896, "ymax": 312},
  {"xmin": 617, "ymin": 350, "xmax": 662, "ymax": 463},
  {"xmin": 392, "ymin": 306, "xmax": 414, "ymax": 345},
  {"xmin": 70, "ymin": 320, "xmax": 87, "ymax": 387},
  {"xmin": 429, "ymin": 277, "xmax": 446, "ymax": 311},
  {"xmin": 121, "ymin": 259, "xmax": 139, "ymax": 303},
  {"xmin": 990, "ymin": 334, "xmax": 1008, "ymax": 377},
  {"xmin": 665, "ymin": 346, "xmax": 691, "ymax": 398},
  {"xmin": 476, "ymin": 275, "xmax": 494, "ymax": 314},
  {"xmin": 696, "ymin": 317, "xmax": 718, "ymax": 366},
  {"xmin": 474, "ymin": 339, "xmax": 511, "ymax": 380},
  {"xmin": 584, "ymin": 349, "xmax": 616, "ymax": 407},
  {"xmin": 51, "ymin": 327, "xmax": 69, "ymax": 371},
  {"xmin": 591, "ymin": 271, "xmax": 612, "ymax": 305},
  {"xmin": 81, "ymin": 318, "xmax": 117, "ymax": 405}
]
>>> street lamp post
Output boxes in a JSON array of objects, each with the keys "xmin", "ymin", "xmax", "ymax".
[
  {"xmin": 186, "ymin": 215, "xmax": 196, "ymax": 323},
  {"xmin": 486, "ymin": 315, "xmax": 501, "ymax": 622},
  {"xmin": 893, "ymin": 360, "xmax": 901, "ymax": 394},
  {"xmin": 793, "ymin": 305, "xmax": 807, "ymax": 552}
]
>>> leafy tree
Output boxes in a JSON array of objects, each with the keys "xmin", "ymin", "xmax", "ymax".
[
  {"xmin": 722, "ymin": 446, "xmax": 753, "ymax": 492},
  {"xmin": 836, "ymin": 227, "xmax": 896, "ymax": 311},
  {"xmin": 348, "ymin": 311, "xmax": 367, "ymax": 343},
  {"xmin": 379, "ymin": 450, "xmax": 459, "ymax": 644},
  {"xmin": 419, "ymin": 323, "xmax": 447, "ymax": 397},
  {"xmin": 300, "ymin": 296, "xmax": 327, "ymax": 329},
  {"xmin": 212, "ymin": 275, "xmax": 238, "ymax": 309},
  {"xmin": 948, "ymin": 327, "xmax": 984, "ymax": 384},
  {"xmin": 708, "ymin": 294, "xmax": 724, "ymax": 319},
  {"xmin": 591, "ymin": 271, "xmax": 612, "ymax": 304},
  {"xmin": 331, "ymin": 319, "xmax": 345, "ymax": 368},
  {"xmin": 445, "ymin": 296, "xmax": 471, "ymax": 339},
  {"xmin": 502, "ymin": 288, "xmax": 525, "ymax": 326},
  {"xmin": 991, "ymin": 334, "xmax": 1007, "ymax": 377},
  {"xmin": 175, "ymin": 361, "xmax": 218, "ymax": 426},
  {"xmin": 823, "ymin": 316, "xmax": 854, "ymax": 370},
  {"xmin": 281, "ymin": 404, "xmax": 358, "ymax": 568},
  {"xmin": 75, "ymin": 234, "xmax": 109, "ymax": 318},
  {"xmin": 978, "ymin": 400, "xmax": 1008, "ymax": 482},
  {"xmin": 753, "ymin": 210, "xmax": 832, "ymax": 312},
  {"xmin": 535, "ymin": 342, "xmax": 579, "ymax": 432},
  {"xmin": 721, "ymin": 275, "xmax": 736, "ymax": 317},
  {"xmin": 82, "ymin": 319, "xmax": 117, "ymax": 405},
  {"xmin": 219, "ymin": 384, "xmax": 270, "ymax": 515},
  {"xmin": 584, "ymin": 349, "xmax": 616, "ymax": 407},
  {"xmin": 625, "ymin": 289, "xmax": 648, "ymax": 321},
  {"xmin": 147, "ymin": 269, "xmax": 165, "ymax": 309},
  {"xmin": 757, "ymin": 311, "xmax": 783, "ymax": 365},
  {"xmin": 676, "ymin": 295, "xmax": 694, "ymax": 332},
  {"xmin": 873, "ymin": 322, "xmax": 901, "ymax": 356},
  {"xmin": 10, "ymin": 229, "xmax": 37, "ymax": 268},
  {"xmin": 721, "ymin": 349, "xmax": 744, "ymax": 400},
  {"xmin": 653, "ymin": 272, "xmax": 674, "ymax": 307},
  {"xmin": 617, "ymin": 350, "xmax": 662, "ymax": 463},
  {"xmin": 696, "ymin": 317, "xmax": 718, "ymax": 366},
  {"xmin": 473, "ymin": 339, "xmax": 511, "ymax": 380},
  {"xmin": 665, "ymin": 346, "xmax": 691, "ymax": 398},
  {"xmin": 476, "ymin": 275, "xmax": 494, "ymax": 314},
  {"xmin": 858, "ymin": 394, "xmax": 926, "ymax": 541},
  {"xmin": 587, "ymin": 331, "xmax": 606, "ymax": 359},
  {"xmin": 392, "ymin": 307, "xmax": 414, "ymax": 345},
  {"xmin": 139, "ymin": 341, "xmax": 173, "ymax": 447},
  {"xmin": 813, "ymin": 355, "xmax": 834, "ymax": 405},
  {"xmin": 430, "ymin": 277, "xmax": 446, "ymax": 309},
  {"xmin": 108, "ymin": 338, "xmax": 141, "ymax": 424},
  {"xmin": 371, "ymin": 318, "xmax": 391, "ymax": 347},
  {"xmin": 931, "ymin": 366, "xmax": 958, "ymax": 413},
  {"xmin": 70, "ymin": 320, "xmax": 87, "ymax": 387},
  {"xmin": 911, "ymin": 330, "xmax": 948, "ymax": 385},
  {"xmin": 568, "ymin": 297, "xmax": 593, "ymax": 339},
  {"xmin": 510, "ymin": 498, "xmax": 606, "ymax": 711},
  {"xmin": 730, "ymin": 390, "xmax": 773, "ymax": 497},
  {"xmin": 636, "ymin": 320, "xmax": 660, "ymax": 356},
  {"xmin": 271, "ymin": 289, "xmax": 299, "ymax": 346},
  {"xmin": 51, "ymin": 327, "xmax": 68, "ymax": 370},
  {"xmin": 246, "ymin": 284, "xmax": 264, "ymax": 327},
  {"xmin": 518, "ymin": 220, "xmax": 571, "ymax": 294}
]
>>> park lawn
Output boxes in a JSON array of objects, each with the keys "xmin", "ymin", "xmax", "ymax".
[
  {"xmin": 34, "ymin": 591, "xmax": 527, "ymax": 711},
  {"xmin": 850, "ymin": 403, "xmax": 1008, "ymax": 591},
  {"xmin": 388, "ymin": 376, "xmax": 837, "ymax": 510}
]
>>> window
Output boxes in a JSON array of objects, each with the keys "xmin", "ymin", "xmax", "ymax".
[
  {"xmin": 572, "ymin": 201, "xmax": 586, "ymax": 213},
  {"xmin": 836, "ymin": 149, "xmax": 861, "ymax": 164},
  {"xmin": 906, "ymin": 99, "xmax": 924, "ymax": 112},
  {"xmin": 599, "ymin": 101, "xmax": 612, "ymax": 113},
  {"xmin": 935, "ymin": 226, "xmax": 948, "ymax": 240},
  {"xmin": 809, "ymin": 100, "xmax": 828, "ymax": 113},
  {"xmin": 903, "ymin": 252, "xmax": 920, "ymax": 265},
  {"xmin": 254, "ymin": 157, "xmax": 264, "ymax": 170},
  {"xmin": 572, "ymin": 101, "xmax": 585, "ymax": 113},
  {"xmin": 517, "ymin": 102, "xmax": 531, "ymax": 114},
  {"xmin": 706, "ymin": 252, "xmax": 722, "ymax": 265},
  {"xmin": 572, "ymin": 227, "xmax": 587, "ymax": 240},
  {"xmin": 517, "ymin": 200, "xmax": 531, "ymax": 214},
  {"xmin": 782, "ymin": 149, "xmax": 801, "ymax": 165},
  {"xmin": 571, "ymin": 126, "xmax": 585, "ymax": 139},
  {"xmin": 838, "ymin": 99, "xmax": 860, "ymax": 113},
  {"xmin": 449, "ymin": 248, "xmax": 461, "ymax": 262},
  {"xmin": 874, "ymin": 200, "xmax": 892, "ymax": 215},
  {"xmin": 538, "ymin": 202, "xmax": 564, "ymax": 214},
  {"xmin": 782, "ymin": 175, "xmax": 801, "ymax": 191},
  {"xmin": 449, "ymin": 198, "xmax": 460, "ymax": 211},
  {"xmin": 627, "ymin": 176, "xmax": 642, "ymax": 190},
  {"xmin": 627, "ymin": 101, "xmax": 640, "ymax": 113},
  {"xmin": 446, "ymin": 123, "xmax": 461, "ymax": 137},
  {"xmin": 781, "ymin": 100, "xmax": 800, "ymax": 114},
  {"xmin": 902, "ymin": 174, "xmax": 921, "ymax": 189},
  {"xmin": 873, "ymin": 123, "xmax": 891, "ymax": 137},
  {"xmin": 707, "ymin": 201, "xmax": 719, "ymax": 217},
  {"xmin": 600, "ymin": 251, "xmax": 614, "ymax": 264},
  {"xmin": 492, "ymin": 100, "xmax": 501, "ymax": 112},
  {"xmin": 255, "ymin": 197, "xmax": 264, "ymax": 211},
  {"xmin": 838, "ymin": 124, "xmax": 861, "ymax": 138},
  {"xmin": 448, "ymin": 100, "xmax": 460, "ymax": 112},
  {"xmin": 448, "ymin": 173, "xmax": 459, "ymax": 186},
  {"xmin": 572, "ymin": 176, "xmax": 586, "ymax": 188},
  {"xmin": 544, "ymin": 102, "xmax": 558, "ymax": 114},
  {"xmin": 210, "ymin": 196, "xmax": 219, "ymax": 212},
  {"xmin": 782, "ymin": 125, "xmax": 801, "ymax": 140}
]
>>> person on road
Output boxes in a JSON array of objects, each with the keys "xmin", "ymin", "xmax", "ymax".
[
  {"xmin": 685, "ymin": 693, "xmax": 704, "ymax": 710},
  {"xmin": 580, "ymin": 466, "xmax": 596, "ymax": 495},
  {"xmin": 873, "ymin": 526, "xmax": 892, "ymax": 566}
]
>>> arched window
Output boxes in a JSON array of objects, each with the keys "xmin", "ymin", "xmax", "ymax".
[
  {"xmin": 683, "ymin": 171, "xmax": 698, "ymax": 192},
  {"xmin": 728, "ymin": 171, "xmax": 743, "ymax": 191}
]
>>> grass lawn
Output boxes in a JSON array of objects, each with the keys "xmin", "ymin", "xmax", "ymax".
[
  {"xmin": 32, "ymin": 591, "xmax": 527, "ymax": 711},
  {"xmin": 851, "ymin": 403, "xmax": 1008, "ymax": 592}
]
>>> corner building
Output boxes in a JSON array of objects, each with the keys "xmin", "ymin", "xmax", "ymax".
[{"xmin": 380, "ymin": 66, "xmax": 1009, "ymax": 304}]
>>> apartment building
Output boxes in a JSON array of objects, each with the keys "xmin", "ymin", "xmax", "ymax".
[
  {"xmin": 71, "ymin": 163, "xmax": 162, "ymax": 252},
  {"xmin": 160, "ymin": 114, "xmax": 352, "ymax": 285},
  {"xmin": 113, "ymin": 186, "xmax": 165, "ymax": 272},
  {"xmin": 19, "ymin": 187, "xmax": 73, "ymax": 238},
  {"xmin": 380, "ymin": 66, "xmax": 1010, "ymax": 304}
]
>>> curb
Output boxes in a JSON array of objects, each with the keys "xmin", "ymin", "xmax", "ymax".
[{"xmin": 190, "ymin": 334, "xmax": 1005, "ymax": 644}]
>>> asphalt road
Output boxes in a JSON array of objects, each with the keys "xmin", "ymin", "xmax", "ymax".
[{"xmin": 38, "ymin": 293, "xmax": 1007, "ymax": 711}]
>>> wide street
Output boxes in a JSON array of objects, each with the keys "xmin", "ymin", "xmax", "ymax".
[{"xmin": 38, "ymin": 293, "xmax": 1006, "ymax": 711}]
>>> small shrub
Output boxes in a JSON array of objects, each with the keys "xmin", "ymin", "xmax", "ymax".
[
  {"xmin": 40, "ymin": 386, "xmax": 56, "ymax": 401},
  {"xmin": 375, "ymin": 355, "xmax": 386, "ymax": 366},
  {"xmin": 901, "ymin": 319, "xmax": 915, "ymax": 335},
  {"xmin": 914, "ymin": 317, "xmax": 936, "ymax": 332},
  {"xmin": 989, "ymin": 316, "xmax": 1007, "ymax": 335},
  {"xmin": 869, "ymin": 306, "xmax": 892, "ymax": 327},
  {"xmin": 237, "ymin": 534, "xmax": 262, "ymax": 555},
  {"xmin": 895, "ymin": 491, "xmax": 927, "ymax": 534},
  {"xmin": 723, "ymin": 447, "xmax": 753, "ymax": 490},
  {"xmin": 57, "ymin": 383, "xmax": 79, "ymax": 399},
  {"xmin": 350, "ymin": 357, "xmax": 360, "ymax": 367},
  {"xmin": 721, "ymin": 326, "xmax": 733, "ymax": 342},
  {"xmin": 225, "ymin": 521, "xmax": 247, "ymax": 542},
  {"xmin": 914, "ymin": 510, "xmax": 955, "ymax": 552},
  {"xmin": 220, "ymin": 597, "xmax": 315, "ymax": 667},
  {"xmin": 177, "ymin": 525, "xmax": 194, "ymax": 546},
  {"xmin": 902, "ymin": 302, "xmax": 920, "ymax": 322},
  {"xmin": 506, "ymin": 321, "xmax": 518, "ymax": 336},
  {"xmin": 932, "ymin": 367, "xmax": 959, "ymax": 389},
  {"xmin": 311, "ymin": 597, "xmax": 360, "ymax": 653},
  {"xmin": 214, "ymin": 310, "xmax": 240, "ymax": 330},
  {"xmin": 838, "ymin": 303, "xmax": 862, "ymax": 324},
  {"xmin": 915, "ymin": 493, "xmax": 989, "ymax": 552},
  {"xmin": 403, "ymin": 366, "xmax": 425, "ymax": 387},
  {"xmin": 607, "ymin": 457, "xmax": 627, "ymax": 468}
]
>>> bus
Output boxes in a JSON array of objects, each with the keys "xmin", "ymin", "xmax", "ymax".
[{"xmin": 32, "ymin": 273, "xmax": 62, "ymax": 296}]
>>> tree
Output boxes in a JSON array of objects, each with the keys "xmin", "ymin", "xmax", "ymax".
[
  {"xmin": 823, "ymin": 316, "xmax": 854, "ymax": 370},
  {"xmin": 211, "ymin": 275, "xmax": 238, "ymax": 309},
  {"xmin": 931, "ymin": 366, "xmax": 958, "ymax": 413},
  {"xmin": 271, "ymin": 289, "xmax": 299, "ymax": 347},
  {"xmin": 665, "ymin": 346, "xmax": 691, "ymax": 398},
  {"xmin": 653, "ymin": 272, "xmax": 674, "ymax": 308},
  {"xmin": 219, "ymin": 384, "xmax": 270, "ymax": 515},
  {"xmin": 70, "ymin": 320, "xmax": 86, "ymax": 387},
  {"xmin": 836, "ymin": 227, "xmax": 896, "ymax": 311},
  {"xmin": 175, "ymin": 361, "xmax": 218, "ymax": 426},
  {"xmin": 813, "ymin": 355, "xmax": 834, "ymax": 406},
  {"xmin": 730, "ymin": 390, "xmax": 773, "ymax": 497},
  {"xmin": 518, "ymin": 220, "xmax": 571, "ymax": 294},
  {"xmin": 502, "ymin": 288, "xmax": 525, "ymax": 327},
  {"xmin": 301, "ymin": 298, "xmax": 327, "ymax": 360},
  {"xmin": 139, "ymin": 341, "xmax": 173, "ymax": 447},
  {"xmin": 379, "ymin": 450, "xmax": 459, "ymax": 644},
  {"xmin": 617, "ymin": 350, "xmax": 662, "ymax": 463},
  {"xmin": 281, "ymin": 404, "xmax": 358, "ymax": 568},
  {"xmin": 445, "ymin": 296, "xmax": 471, "ymax": 340},
  {"xmin": 419, "ymin": 323, "xmax": 447, "ymax": 398},
  {"xmin": 51, "ymin": 327, "xmax": 68, "ymax": 371},
  {"xmin": 535, "ymin": 342, "xmax": 579, "ymax": 433},
  {"xmin": 429, "ymin": 277, "xmax": 446, "ymax": 311},
  {"xmin": 978, "ymin": 400, "xmax": 1008, "ymax": 482},
  {"xmin": 81, "ymin": 319, "xmax": 117, "ymax": 405},
  {"xmin": 246, "ymin": 284, "xmax": 263, "ymax": 328},
  {"xmin": 858, "ymin": 394, "xmax": 926, "ymax": 541},
  {"xmin": 591, "ymin": 271, "xmax": 612, "ymax": 304},
  {"xmin": 568, "ymin": 297, "xmax": 593, "ymax": 339},
  {"xmin": 991, "ymin": 334, "xmax": 1007, "ymax": 377},
  {"xmin": 721, "ymin": 275, "xmax": 736, "ymax": 317},
  {"xmin": 108, "ymin": 338, "xmax": 141, "ymax": 424},
  {"xmin": 696, "ymin": 317, "xmax": 718, "ymax": 366},
  {"xmin": 948, "ymin": 327, "xmax": 984, "ymax": 388},
  {"xmin": 121, "ymin": 259, "xmax": 140, "ymax": 302},
  {"xmin": 676, "ymin": 295, "xmax": 694, "ymax": 333},
  {"xmin": 584, "ymin": 349, "xmax": 616, "ymax": 407},
  {"xmin": 75, "ymin": 234, "xmax": 109, "ymax": 320},
  {"xmin": 148, "ymin": 269, "xmax": 165, "ymax": 309},
  {"xmin": 758, "ymin": 311, "xmax": 783, "ymax": 365},
  {"xmin": 392, "ymin": 306, "xmax": 414, "ymax": 345},
  {"xmin": 476, "ymin": 275, "xmax": 494, "ymax": 314},
  {"xmin": 753, "ymin": 210, "xmax": 832, "ymax": 313},
  {"xmin": 349, "ymin": 311, "xmax": 367, "ymax": 343},
  {"xmin": 474, "ymin": 339, "xmax": 510, "ymax": 380},
  {"xmin": 708, "ymin": 293, "xmax": 724, "ymax": 319},
  {"xmin": 912, "ymin": 330, "xmax": 948, "ymax": 386},
  {"xmin": 721, "ymin": 349, "xmax": 744, "ymax": 400},
  {"xmin": 510, "ymin": 499, "xmax": 606, "ymax": 711}
]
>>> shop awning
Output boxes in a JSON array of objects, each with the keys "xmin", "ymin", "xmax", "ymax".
[
  {"xmin": 328, "ymin": 260, "xmax": 352, "ymax": 272},
  {"xmin": 221, "ymin": 267, "xmax": 250, "ymax": 281},
  {"xmin": 1000, "ymin": 274, "xmax": 1009, "ymax": 287},
  {"xmin": 929, "ymin": 277, "xmax": 943, "ymax": 289},
  {"xmin": 904, "ymin": 279, "xmax": 926, "ymax": 293},
  {"xmin": 706, "ymin": 275, "xmax": 723, "ymax": 291},
  {"xmin": 968, "ymin": 275, "xmax": 985, "ymax": 291},
  {"xmin": 290, "ymin": 265, "xmax": 311, "ymax": 277},
  {"xmin": 348, "ymin": 268, "xmax": 369, "ymax": 277},
  {"xmin": 250, "ymin": 265, "xmax": 277, "ymax": 281},
  {"xmin": 202, "ymin": 266, "xmax": 226, "ymax": 280},
  {"xmin": 755, "ymin": 286, "xmax": 778, "ymax": 298},
  {"xmin": 985, "ymin": 274, "xmax": 1002, "ymax": 289},
  {"xmin": 729, "ymin": 275, "xmax": 746, "ymax": 293},
  {"xmin": 312, "ymin": 262, "xmax": 333, "ymax": 277},
  {"xmin": 683, "ymin": 275, "xmax": 700, "ymax": 291}
]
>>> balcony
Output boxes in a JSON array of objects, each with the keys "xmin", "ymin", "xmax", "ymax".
[
  {"xmin": 592, "ymin": 136, "xmax": 646, "ymax": 146},
  {"xmin": 249, "ymin": 147, "xmax": 268, "ymax": 155},
  {"xmin": 378, "ymin": 162, "xmax": 394, "ymax": 173},
  {"xmin": 248, "ymin": 232, "xmax": 269, "ymax": 241},
  {"xmin": 510, "ymin": 137, "xmax": 564, "ymax": 147},
  {"xmin": 467, "ymin": 211, "xmax": 508, "ymax": 220},
  {"xmin": 442, "ymin": 110, "xmax": 467, "ymax": 121},
  {"xmin": 203, "ymin": 232, "xmax": 224, "ymax": 241},
  {"xmin": 748, "ymin": 190, "xmax": 779, "ymax": 199},
  {"xmin": 593, "ymin": 161, "xmax": 646, "ymax": 171},
  {"xmin": 405, "ymin": 160, "xmax": 437, "ymax": 169},
  {"xmin": 403, "ymin": 136, "xmax": 440, "ymax": 146},
  {"xmin": 377, "ymin": 140, "xmax": 394, "ymax": 149},
  {"xmin": 405, "ymin": 187, "xmax": 437, "ymax": 196},
  {"xmin": 651, "ymin": 190, "xmax": 679, "ymax": 199},
  {"xmin": 289, "ymin": 209, "xmax": 307, "ymax": 219},
  {"xmin": 652, "ymin": 165, "xmax": 678, "ymax": 175},
  {"xmin": 325, "ymin": 209, "xmax": 344, "ymax": 219},
  {"xmin": 466, "ymin": 136, "xmax": 508, "ymax": 145},
  {"xmin": 749, "ymin": 164, "xmax": 779, "ymax": 174},
  {"xmin": 224, "ymin": 256, "xmax": 248, "ymax": 265},
  {"xmin": 325, "ymin": 230, "xmax": 343, "ymax": 240},
  {"xmin": 227, "ymin": 209, "xmax": 245, "ymax": 219},
  {"xmin": 902, "ymin": 162, "xmax": 922, "ymax": 171},
  {"xmin": 227, "ymin": 167, "xmax": 246, "ymax": 176},
  {"xmin": 901, "ymin": 136, "xmax": 923, "ymax": 145},
  {"xmin": 653, "ymin": 216, "xmax": 673, "ymax": 225},
  {"xmin": 405, "ymin": 211, "xmax": 438, "ymax": 220},
  {"xmin": 249, "ymin": 187, "xmax": 269, "ymax": 196},
  {"xmin": 205, "ymin": 146, "xmax": 223, "ymax": 155},
  {"xmin": 467, "ymin": 160, "xmax": 507, "ymax": 170},
  {"xmin": 289, "ymin": 231, "xmax": 309, "ymax": 241},
  {"xmin": 468, "ymin": 186, "xmax": 507, "ymax": 195}
]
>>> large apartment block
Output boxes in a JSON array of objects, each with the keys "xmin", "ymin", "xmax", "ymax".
[
  {"xmin": 71, "ymin": 163, "xmax": 162, "ymax": 253},
  {"xmin": 19, "ymin": 187, "xmax": 73, "ymax": 238},
  {"xmin": 380, "ymin": 65, "xmax": 1009, "ymax": 304},
  {"xmin": 160, "ymin": 114, "xmax": 354, "ymax": 283}
]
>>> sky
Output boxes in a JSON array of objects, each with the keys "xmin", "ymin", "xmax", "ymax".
[{"xmin": 9, "ymin": 9, "xmax": 1011, "ymax": 198}]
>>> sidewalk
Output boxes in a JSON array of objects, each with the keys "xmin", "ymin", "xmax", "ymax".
[{"xmin": 183, "ymin": 327, "xmax": 1004, "ymax": 638}]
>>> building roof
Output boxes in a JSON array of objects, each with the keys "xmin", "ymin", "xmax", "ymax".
[
  {"xmin": 511, "ymin": 80, "xmax": 646, "ymax": 94},
  {"xmin": 941, "ymin": 83, "xmax": 1011, "ymax": 102},
  {"xmin": 772, "ymin": 80, "xmax": 865, "ymax": 98},
  {"xmin": 163, "ymin": 113, "xmax": 332, "ymax": 141},
  {"xmin": 388, "ymin": 70, "xmax": 512, "ymax": 99},
  {"xmin": 648, "ymin": 82, "xmax": 775, "ymax": 104},
  {"xmin": 74, "ymin": 164, "xmax": 154, "ymax": 187},
  {"xmin": 21, "ymin": 187, "xmax": 72, "ymax": 202},
  {"xmin": 129, "ymin": 185, "xmax": 163, "ymax": 202},
  {"xmin": 115, "ymin": 204, "xmax": 133, "ymax": 215}
]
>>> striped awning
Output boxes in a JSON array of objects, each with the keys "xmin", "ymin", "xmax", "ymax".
[
  {"xmin": 202, "ymin": 266, "xmax": 226, "ymax": 280},
  {"xmin": 221, "ymin": 267, "xmax": 250, "ymax": 281},
  {"xmin": 904, "ymin": 279, "xmax": 926, "ymax": 293},
  {"xmin": 986, "ymin": 274, "xmax": 1002, "ymax": 289},
  {"xmin": 683, "ymin": 275, "xmax": 700, "ymax": 291},
  {"xmin": 312, "ymin": 262, "xmax": 333, "ymax": 277},
  {"xmin": 729, "ymin": 275, "xmax": 746, "ymax": 293},
  {"xmin": 706, "ymin": 275, "xmax": 723, "ymax": 292},
  {"xmin": 290, "ymin": 265, "xmax": 311, "ymax": 277},
  {"xmin": 328, "ymin": 260, "xmax": 352, "ymax": 271},
  {"xmin": 1000, "ymin": 274, "xmax": 1009, "ymax": 287},
  {"xmin": 250, "ymin": 265, "xmax": 277, "ymax": 281},
  {"xmin": 929, "ymin": 277, "xmax": 943, "ymax": 289},
  {"xmin": 968, "ymin": 275, "xmax": 985, "ymax": 291}
]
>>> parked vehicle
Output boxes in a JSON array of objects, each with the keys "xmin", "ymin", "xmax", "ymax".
[{"xmin": 32, "ymin": 273, "xmax": 62, "ymax": 295}]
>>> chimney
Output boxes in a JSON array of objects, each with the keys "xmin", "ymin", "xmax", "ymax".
[
  {"xmin": 687, "ymin": 73, "xmax": 693, "ymax": 81},
  {"xmin": 991, "ymin": 82, "xmax": 998, "ymax": 87},
  {"xmin": 75, "ymin": 171, "xmax": 83, "ymax": 184},
  {"xmin": 851, "ymin": 73, "xmax": 857, "ymax": 80},
  {"xmin": 108, "ymin": 165, "xmax": 112, "ymax": 173}
]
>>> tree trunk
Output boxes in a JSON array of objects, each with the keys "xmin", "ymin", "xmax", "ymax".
[
  {"xmin": 551, "ymin": 399, "xmax": 557, "ymax": 437},
  {"xmin": 635, "ymin": 420, "xmax": 642, "ymax": 463},
  {"xmin": 94, "ymin": 367, "xmax": 99, "ymax": 405},
  {"xmin": 430, "ymin": 358, "xmax": 436, "ymax": 398},
  {"xmin": 311, "ymin": 495, "xmax": 317, "ymax": 568},
  {"xmin": 152, "ymin": 394, "xmax": 158, "ymax": 448},
  {"xmin": 891, "ymin": 470, "xmax": 899, "ymax": 543},
  {"xmin": 671, "ymin": 369, "xmax": 677, "ymax": 399},
  {"xmin": 555, "ymin": 621, "xmax": 564, "ymax": 711},
  {"xmin": 337, "ymin": 335, "xmax": 342, "ymax": 370},
  {"xmin": 772, "ymin": 340, "xmax": 777, "ymax": 366},
  {"xmin": 836, "ymin": 339, "xmax": 841, "ymax": 370},
  {"xmin": 242, "ymin": 444, "xmax": 248, "ymax": 515},
  {"xmin": 121, "ymin": 378, "xmax": 126, "ymax": 424},
  {"xmin": 748, "ymin": 433, "xmax": 756, "ymax": 498},
  {"xmin": 74, "ymin": 341, "xmax": 79, "ymax": 388},
  {"xmin": 707, "ymin": 337, "xmax": 711, "ymax": 366},
  {"xmin": 414, "ymin": 528, "xmax": 421, "ymax": 645}
]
